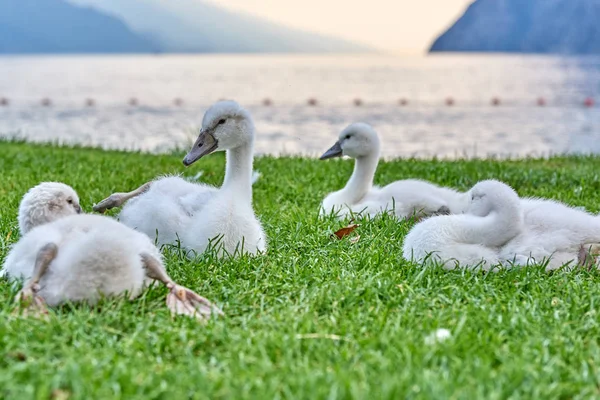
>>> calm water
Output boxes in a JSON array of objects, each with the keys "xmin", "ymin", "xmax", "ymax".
[{"xmin": 0, "ymin": 54, "xmax": 599, "ymax": 158}]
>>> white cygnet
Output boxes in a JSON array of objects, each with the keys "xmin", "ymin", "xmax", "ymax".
[
  {"xmin": 402, "ymin": 180, "xmax": 523, "ymax": 271},
  {"xmin": 320, "ymin": 123, "xmax": 469, "ymax": 219},
  {"xmin": 2, "ymin": 182, "xmax": 220, "ymax": 319},
  {"xmin": 93, "ymin": 100, "xmax": 266, "ymax": 257}
]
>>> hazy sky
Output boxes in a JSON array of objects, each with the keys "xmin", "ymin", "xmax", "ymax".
[{"xmin": 216, "ymin": 0, "xmax": 473, "ymax": 53}]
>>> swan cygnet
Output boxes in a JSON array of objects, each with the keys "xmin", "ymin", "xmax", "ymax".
[
  {"xmin": 93, "ymin": 100, "xmax": 267, "ymax": 257},
  {"xmin": 319, "ymin": 123, "xmax": 469, "ymax": 219},
  {"xmin": 17, "ymin": 182, "xmax": 82, "ymax": 234},
  {"xmin": 402, "ymin": 180, "xmax": 523, "ymax": 271},
  {"xmin": 500, "ymin": 198, "xmax": 600, "ymax": 271},
  {"xmin": 3, "ymin": 183, "xmax": 221, "ymax": 319}
]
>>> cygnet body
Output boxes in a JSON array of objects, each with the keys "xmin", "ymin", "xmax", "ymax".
[
  {"xmin": 319, "ymin": 123, "xmax": 469, "ymax": 219},
  {"xmin": 402, "ymin": 180, "xmax": 523, "ymax": 270},
  {"xmin": 3, "ymin": 183, "xmax": 219, "ymax": 319},
  {"xmin": 94, "ymin": 101, "xmax": 267, "ymax": 257},
  {"xmin": 501, "ymin": 198, "xmax": 600, "ymax": 270}
]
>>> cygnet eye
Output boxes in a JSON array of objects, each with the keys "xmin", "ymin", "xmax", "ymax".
[
  {"xmin": 345, "ymin": 134, "xmax": 351, "ymax": 140},
  {"xmin": 67, "ymin": 198, "xmax": 73, "ymax": 204},
  {"xmin": 218, "ymin": 118, "xmax": 226, "ymax": 125}
]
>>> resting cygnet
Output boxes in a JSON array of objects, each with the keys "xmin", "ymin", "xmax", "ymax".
[
  {"xmin": 93, "ymin": 100, "xmax": 266, "ymax": 257},
  {"xmin": 2, "ymin": 183, "xmax": 221, "ymax": 319},
  {"xmin": 319, "ymin": 123, "xmax": 469, "ymax": 219},
  {"xmin": 402, "ymin": 180, "xmax": 523, "ymax": 270}
]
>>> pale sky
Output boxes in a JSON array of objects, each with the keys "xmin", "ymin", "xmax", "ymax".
[{"xmin": 215, "ymin": 0, "xmax": 473, "ymax": 53}]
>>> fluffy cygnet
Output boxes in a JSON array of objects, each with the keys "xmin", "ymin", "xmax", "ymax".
[
  {"xmin": 402, "ymin": 180, "xmax": 523, "ymax": 270},
  {"xmin": 93, "ymin": 100, "xmax": 267, "ymax": 257},
  {"xmin": 320, "ymin": 123, "xmax": 469, "ymax": 219},
  {"xmin": 2, "ymin": 182, "xmax": 220, "ymax": 319}
]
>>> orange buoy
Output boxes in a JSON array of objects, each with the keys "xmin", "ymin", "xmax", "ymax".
[
  {"xmin": 262, "ymin": 98, "xmax": 273, "ymax": 106},
  {"xmin": 307, "ymin": 98, "xmax": 318, "ymax": 106},
  {"xmin": 41, "ymin": 98, "xmax": 52, "ymax": 107},
  {"xmin": 0, "ymin": 97, "xmax": 8, "ymax": 106},
  {"xmin": 491, "ymin": 97, "xmax": 501, "ymax": 106},
  {"xmin": 129, "ymin": 98, "xmax": 138, "ymax": 106},
  {"xmin": 584, "ymin": 97, "xmax": 595, "ymax": 107},
  {"xmin": 398, "ymin": 98, "xmax": 408, "ymax": 106},
  {"xmin": 445, "ymin": 97, "xmax": 455, "ymax": 106},
  {"xmin": 173, "ymin": 98, "xmax": 184, "ymax": 106},
  {"xmin": 85, "ymin": 98, "xmax": 95, "ymax": 107},
  {"xmin": 537, "ymin": 97, "xmax": 546, "ymax": 106},
  {"xmin": 353, "ymin": 98, "xmax": 363, "ymax": 106}
]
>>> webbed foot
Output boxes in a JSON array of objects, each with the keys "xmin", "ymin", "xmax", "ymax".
[
  {"xmin": 93, "ymin": 193, "xmax": 125, "ymax": 213},
  {"xmin": 93, "ymin": 182, "xmax": 152, "ymax": 213},
  {"xmin": 166, "ymin": 283, "xmax": 223, "ymax": 321},
  {"xmin": 13, "ymin": 242, "xmax": 57, "ymax": 319},
  {"xmin": 578, "ymin": 243, "xmax": 600, "ymax": 270},
  {"xmin": 14, "ymin": 285, "xmax": 49, "ymax": 319}
]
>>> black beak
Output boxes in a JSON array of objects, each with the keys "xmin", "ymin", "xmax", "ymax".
[
  {"xmin": 183, "ymin": 130, "xmax": 219, "ymax": 167},
  {"xmin": 75, "ymin": 205, "xmax": 82, "ymax": 214},
  {"xmin": 319, "ymin": 141, "xmax": 343, "ymax": 160}
]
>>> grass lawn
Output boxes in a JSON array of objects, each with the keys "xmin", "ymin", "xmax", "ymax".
[{"xmin": 2, "ymin": 140, "xmax": 600, "ymax": 399}]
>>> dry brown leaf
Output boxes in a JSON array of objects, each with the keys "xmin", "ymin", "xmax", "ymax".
[
  {"xmin": 7, "ymin": 351, "xmax": 27, "ymax": 361},
  {"xmin": 332, "ymin": 224, "xmax": 359, "ymax": 240},
  {"xmin": 51, "ymin": 389, "xmax": 71, "ymax": 400}
]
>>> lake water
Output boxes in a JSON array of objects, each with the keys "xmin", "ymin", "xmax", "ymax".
[{"xmin": 0, "ymin": 54, "xmax": 599, "ymax": 158}]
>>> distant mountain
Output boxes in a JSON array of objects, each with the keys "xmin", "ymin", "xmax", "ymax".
[
  {"xmin": 0, "ymin": 0, "xmax": 156, "ymax": 53},
  {"xmin": 430, "ymin": 0, "xmax": 600, "ymax": 54},
  {"xmin": 67, "ymin": 0, "xmax": 371, "ymax": 53}
]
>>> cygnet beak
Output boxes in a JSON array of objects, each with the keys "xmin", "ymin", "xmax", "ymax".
[
  {"xmin": 319, "ymin": 141, "xmax": 343, "ymax": 160},
  {"xmin": 183, "ymin": 130, "xmax": 219, "ymax": 167},
  {"xmin": 75, "ymin": 204, "xmax": 82, "ymax": 214}
]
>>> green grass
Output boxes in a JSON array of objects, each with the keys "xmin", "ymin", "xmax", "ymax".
[{"xmin": 2, "ymin": 141, "xmax": 600, "ymax": 399}]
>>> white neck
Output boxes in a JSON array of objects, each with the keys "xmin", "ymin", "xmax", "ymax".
[
  {"xmin": 341, "ymin": 152, "xmax": 379, "ymax": 204},
  {"xmin": 221, "ymin": 140, "xmax": 254, "ymax": 201},
  {"xmin": 448, "ymin": 192, "xmax": 472, "ymax": 214},
  {"xmin": 463, "ymin": 205, "xmax": 522, "ymax": 248}
]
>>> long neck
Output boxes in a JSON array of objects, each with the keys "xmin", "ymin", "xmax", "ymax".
[
  {"xmin": 342, "ymin": 153, "xmax": 378, "ymax": 203},
  {"xmin": 463, "ymin": 205, "xmax": 522, "ymax": 248},
  {"xmin": 221, "ymin": 140, "xmax": 254, "ymax": 201}
]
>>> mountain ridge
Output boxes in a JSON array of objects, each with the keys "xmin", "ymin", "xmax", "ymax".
[
  {"xmin": 68, "ymin": 0, "xmax": 372, "ymax": 53},
  {"xmin": 0, "ymin": 0, "xmax": 157, "ymax": 53},
  {"xmin": 430, "ymin": 0, "xmax": 600, "ymax": 54}
]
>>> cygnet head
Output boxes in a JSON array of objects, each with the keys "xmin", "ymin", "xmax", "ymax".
[
  {"xmin": 465, "ymin": 180, "xmax": 520, "ymax": 217},
  {"xmin": 183, "ymin": 100, "xmax": 254, "ymax": 166},
  {"xmin": 320, "ymin": 123, "xmax": 380, "ymax": 160},
  {"xmin": 18, "ymin": 182, "xmax": 82, "ymax": 234}
]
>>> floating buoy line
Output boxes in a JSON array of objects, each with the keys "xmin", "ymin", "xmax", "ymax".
[{"xmin": 0, "ymin": 97, "xmax": 596, "ymax": 108}]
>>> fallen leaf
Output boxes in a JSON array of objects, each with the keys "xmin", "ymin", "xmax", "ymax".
[
  {"xmin": 332, "ymin": 224, "xmax": 359, "ymax": 239},
  {"xmin": 51, "ymin": 389, "xmax": 71, "ymax": 400},
  {"xmin": 7, "ymin": 351, "xmax": 27, "ymax": 361}
]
